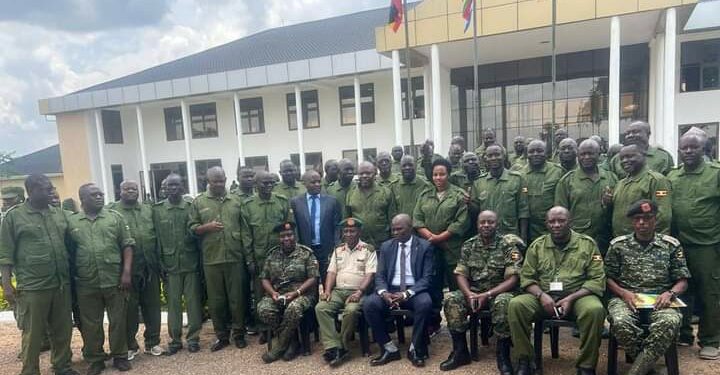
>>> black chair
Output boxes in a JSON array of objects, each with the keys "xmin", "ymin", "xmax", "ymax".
[
  {"xmin": 533, "ymin": 318, "xmax": 577, "ymax": 374},
  {"xmin": 468, "ymin": 309, "xmax": 493, "ymax": 361},
  {"xmin": 606, "ymin": 316, "xmax": 680, "ymax": 375}
]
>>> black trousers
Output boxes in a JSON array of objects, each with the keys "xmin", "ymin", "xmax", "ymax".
[{"xmin": 362, "ymin": 287, "xmax": 432, "ymax": 355}]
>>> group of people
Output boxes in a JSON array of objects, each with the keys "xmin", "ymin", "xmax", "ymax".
[{"xmin": 0, "ymin": 119, "xmax": 718, "ymax": 375}]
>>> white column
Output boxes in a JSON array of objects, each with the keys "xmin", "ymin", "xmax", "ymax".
[
  {"xmin": 353, "ymin": 77, "xmax": 364, "ymax": 162},
  {"xmin": 135, "ymin": 106, "xmax": 151, "ymax": 201},
  {"xmin": 392, "ymin": 50, "xmax": 403, "ymax": 146},
  {"xmin": 608, "ymin": 16, "xmax": 621, "ymax": 146},
  {"xmin": 663, "ymin": 8, "xmax": 677, "ymax": 161},
  {"xmin": 423, "ymin": 65, "xmax": 432, "ymax": 142},
  {"xmin": 233, "ymin": 93, "xmax": 245, "ymax": 167},
  {"xmin": 294, "ymin": 85, "xmax": 306, "ymax": 172},
  {"xmin": 652, "ymin": 34, "xmax": 666, "ymax": 145},
  {"xmin": 93, "ymin": 110, "xmax": 110, "ymax": 204},
  {"xmin": 431, "ymin": 44, "xmax": 443, "ymax": 153},
  {"xmin": 180, "ymin": 99, "xmax": 197, "ymax": 196}
]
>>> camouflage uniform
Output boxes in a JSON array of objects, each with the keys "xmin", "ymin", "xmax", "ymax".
[
  {"xmin": 443, "ymin": 234, "xmax": 525, "ymax": 337},
  {"xmin": 605, "ymin": 233, "xmax": 690, "ymax": 374}
]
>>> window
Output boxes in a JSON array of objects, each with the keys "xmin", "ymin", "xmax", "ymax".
[
  {"xmin": 244, "ymin": 156, "xmax": 269, "ymax": 173},
  {"xmin": 164, "ymin": 107, "xmax": 184, "ymax": 141},
  {"xmin": 110, "ymin": 164, "xmax": 124, "ymax": 201},
  {"xmin": 681, "ymin": 38, "xmax": 720, "ymax": 92},
  {"xmin": 342, "ymin": 148, "xmax": 377, "ymax": 165},
  {"xmin": 240, "ymin": 97, "xmax": 265, "ymax": 134},
  {"xmin": 150, "ymin": 162, "xmax": 188, "ymax": 200},
  {"xmin": 195, "ymin": 159, "xmax": 222, "ymax": 192},
  {"xmin": 287, "ymin": 90, "xmax": 320, "ymax": 130},
  {"xmin": 102, "ymin": 110, "xmax": 123, "ymax": 144},
  {"xmin": 190, "ymin": 103, "xmax": 218, "ymax": 138},
  {"xmin": 339, "ymin": 83, "xmax": 375, "ymax": 125},
  {"xmin": 290, "ymin": 152, "xmax": 323, "ymax": 173},
  {"xmin": 401, "ymin": 76, "xmax": 425, "ymax": 119}
]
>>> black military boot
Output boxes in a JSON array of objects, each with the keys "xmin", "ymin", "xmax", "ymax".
[
  {"xmin": 496, "ymin": 338, "xmax": 514, "ymax": 375},
  {"xmin": 516, "ymin": 359, "xmax": 532, "ymax": 375},
  {"xmin": 439, "ymin": 332, "xmax": 471, "ymax": 371}
]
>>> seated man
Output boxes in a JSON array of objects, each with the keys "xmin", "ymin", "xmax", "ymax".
[
  {"xmin": 605, "ymin": 200, "xmax": 689, "ymax": 375},
  {"xmin": 508, "ymin": 206, "xmax": 606, "ymax": 375},
  {"xmin": 257, "ymin": 222, "xmax": 318, "ymax": 363},
  {"xmin": 315, "ymin": 218, "xmax": 377, "ymax": 368},
  {"xmin": 362, "ymin": 214, "xmax": 434, "ymax": 368},
  {"xmin": 440, "ymin": 211, "xmax": 525, "ymax": 373}
]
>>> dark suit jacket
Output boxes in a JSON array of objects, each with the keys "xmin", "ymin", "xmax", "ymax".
[
  {"xmin": 374, "ymin": 235, "xmax": 434, "ymax": 296},
  {"xmin": 290, "ymin": 193, "xmax": 341, "ymax": 261}
]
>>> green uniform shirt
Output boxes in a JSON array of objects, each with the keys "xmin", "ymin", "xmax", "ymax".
[
  {"xmin": 391, "ymin": 160, "xmax": 402, "ymax": 175},
  {"xmin": 454, "ymin": 233, "xmax": 525, "ymax": 293},
  {"xmin": 611, "ymin": 167, "xmax": 672, "ymax": 237},
  {"xmin": 610, "ymin": 146, "xmax": 674, "ymax": 178},
  {"xmin": 376, "ymin": 174, "xmax": 399, "ymax": 188},
  {"xmin": 509, "ymin": 153, "xmax": 528, "ymax": 171},
  {"xmin": 605, "ymin": 233, "xmax": 690, "ymax": 294},
  {"xmin": 667, "ymin": 161, "xmax": 720, "ymax": 245},
  {"xmin": 327, "ymin": 181, "xmax": 356, "ymax": 219},
  {"xmin": 152, "ymin": 199, "xmax": 199, "ymax": 274},
  {"xmin": 321, "ymin": 178, "xmax": 335, "ymax": 194},
  {"xmin": 449, "ymin": 171, "xmax": 478, "ymax": 191},
  {"xmin": 260, "ymin": 244, "xmax": 319, "ymax": 294},
  {"xmin": 240, "ymin": 193, "xmax": 290, "ymax": 264},
  {"xmin": 416, "ymin": 153, "xmax": 443, "ymax": 180},
  {"xmin": 413, "ymin": 185, "xmax": 469, "ymax": 264},
  {"xmin": 522, "ymin": 162, "xmax": 565, "ymax": 240},
  {"xmin": 0, "ymin": 203, "xmax": 71, "ymax": 290},
  {"xmin": 187, "ymin": 191, "xmax": 247, "ymax": 266},
  {"xmin": 106, "ymin": 201, "xmax": 158, "ymax": 275},
  {"xmin": 275, "ymin": 182, "xmax": 306, "ymax": 200},
  {"xmin": 346, "ymin": 184, "xmax": 396, "ymax": 247},
  {"xmin": 67, "ymin": 208, "xmax": 136, "ymax": 289},
  {"xmin": 230, "ymin": 189, "xmax": 255, "ymax": 201},
  {"xmin": 555, "ymin": 167, "xmax": 618, "ymax": 250},
  {"xmin": 470, "ymin": 169, "xmax": 530, "ymax": 236},
  {"xmin": 391, "ymin": 177, "xmax": 431, "ymax": 216},
  {"xmin": 520, "ymin": 231, "xmax": 606, "ymax": 298}
]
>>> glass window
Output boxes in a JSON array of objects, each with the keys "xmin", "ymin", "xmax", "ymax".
[
  {"xmin": 149, "ymin": 162, "xmax": 188, "ymax": 200},
  {"xmin": 342, "ymin": 148, "xmax": 377, "ymax": 165},
  {"xmin": 290, "ymin": 152, "xmax": 323, "ymax": 173},
  {"xmin": 244, "ymin": 156, "xmax": 269, "ymax": 173},
  {"xmin": 189, "ymin": 103, "xmax": 218, "ymax": 139},
  {"xmin": 681, "ymin": 38, "xmax": 720, "ymax": 92},
  {"xmin": 102, "ymin": 110, "xmax": 123, "ymax": 144},
  {"xmin": 401, "ymin": 76, "xmax": 425, "ymax": 119},
  {"xmin": 110, "ymin": 164, "xmax": 123, "ymax": 201},
  {"xmin": 288, "ymin": 90, "xmax": 320, "ymax": 130},
  {"xmin": 339, "ymin": 83, "xmax": 375, "ymax": 125},
  {"xmin": 195, "ymin": 159, "xmax": 222, "ymax": 192},
  {"xmin": 164, "ymin": 107, "xmax": 184, "ymax": 141},
  {"xmin": 240, "ymin": 97, "xmax": 264, "ymax": 134}
]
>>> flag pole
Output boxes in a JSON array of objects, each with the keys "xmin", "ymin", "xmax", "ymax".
[
  {"xmin": 472, "ymin": 0, "xmax": 480, "ymax": 148},
  {"xmin": 403, "ymin": 0, "xmax": 416, "ymax": 157},
  {"xmin": 550, "ymin": 0, "xmax": 557, "ymax": 150}
]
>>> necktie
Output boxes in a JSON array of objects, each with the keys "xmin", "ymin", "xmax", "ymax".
[
  {"xmin": 399, "ymin": 243, "xmax": 407, "ymax": 291},
  {"xmin": 310, "ymin": 195, "xmax": 318, "ymax": 243}
]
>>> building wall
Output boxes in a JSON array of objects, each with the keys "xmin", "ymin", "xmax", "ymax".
[{"xmin": 55, "ymin": 112, "xmax": 94, "ymax": 201}]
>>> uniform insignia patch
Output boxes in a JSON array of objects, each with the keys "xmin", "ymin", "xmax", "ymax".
[
  {"xmin": 510, "ymin": 251, "xmax": 521, "ymax": 261},
  {"xmin": 655, "ymin": 190, "xmax": 668, "ymax": 198},
  {"xmin": 676, "ymin": 250, "xmax": 684, "ymax": 259},
  {"xmin": 521, "ymin": 187, "xmax": 528, "ymax": 193}
]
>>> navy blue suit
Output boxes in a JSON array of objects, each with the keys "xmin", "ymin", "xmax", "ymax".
[{"xmin": 290, "ymin": 193, "xmax": 341, "ymax": 280}]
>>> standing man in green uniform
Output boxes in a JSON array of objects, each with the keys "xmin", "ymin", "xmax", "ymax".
[
  {"xmin": 322, "ymin": 160, "xmax": 339, "ymax": 193},
  {"xmin": 68, "ymin": 183, "xmax": 134, "ymax": 375},
  {"xmin": 152, "ymin": 174, "xmax": 203, "ymax": 355},
  {"xmin": 275, "ymin": 160, "xmax": 306, "ymax": 199},
  {"xmin": 474, "ymin": 129, "xmax": 498, "ymax": 172},
  {"xmin": 450, "ymin": 152, "xmax": 481, "ymax": 190},
  {"xmin": 188, "ymin": 166, "xmax": 250, "ymax": 351},
  {"xmin": 611, "ymin": 145, "xmax": 671, "ymax": 237},
  {"xmin": 390, "ymin": 146, "xmax": 404, "ymax": 175},
  {"xmin": 327, "ymin": 158, "xmax": 356, "ymax": 219},
  {"xmin": 417, "ymin": 139, "xmax": 443, "ymax": 180},
  {"xmin": 232, "ymin": 166, "xmax": 256, "ymax": 199},
  {"xmin": 509, "ymin": 206, "xmax": 606, "ymax": 375},
  {"xmin": 470, "ymin": 145, "xmax": 529, "ymax": 243},
  {"xmin": 521, "ymin": 140, "xmax": 565, "ymax": 243},
  {"xmin": 668, "ymin": 132, "xmax": 720, "ymax": 358},
  {"xmin": 558, "ymin": 138, "xmax": 578, "ymax": 172},
  {"xmin": 440, "ymin": 211, "xmax": 524, "ymax": 373},
  {"xmin": 610, "ymin": 121, "xmax": 674, "ymax": 178},
  {"xmin": 509, "ymin": 136, "xmax": 528, "ymax": 171},
  {"xmin": 391, "ymin": 155, "xmax": 430, "ymax": 216},
  {"xmin": 106, "ymin": 180, "xmax": 162, "ymax": 359},
  {"xmin": 555, "ymin": 139, "xmax": 617, "ymax": 254},
  {"xmin": 549, "ymin": 128, "xmax": 569, "ymax": 163},
  {"xmin": 0, "ymin": 175, "xmax": 78, "ymax": 375},
  {"xmin": 605, "ymin": 200, "xmax": 690, "ymax": 374},
  {"xmin": 448, "ymin": 144, "xmax": 464, "ymax": 173},
  {"xmin": 1, "ymin": 186, "xmax": 25, "ymax": 219},
  {"xmin": 346, "ymin": 161, "xmax": 396, "ymax": 248},
  {"xmin": 376, "ymin": 152, "xmax": 399, "ymax": 187}
]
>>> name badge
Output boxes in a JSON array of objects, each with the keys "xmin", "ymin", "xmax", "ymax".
[{"xmin": 549, "ymin": 281, "xmax": 563, "ymax": 292}]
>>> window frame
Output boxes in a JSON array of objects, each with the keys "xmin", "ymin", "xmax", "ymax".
[
  {"xmin": 401, "ymin": 76, "xmax": 425, "ymax": 120},
  {"xmin": 163, "ymin": 106, "xmax": 184, "ymax": 141},
  {"xmin": 189, "ymin": 102, "xmax": 219, "ymax": 139},
  {"xmin": 239, "ymin": 97, "xmax": 265, "ymax": 134},
  {"xmin": 339, "ymin": 83, "xmax": 375, "ymax": 126},
  {"xmin": 287, "ymin": 90, "xmax": 320, "ymax": 130},
  {"xmin": 101, "ymin": 110, "xmax": 124, "ymax": 144}
]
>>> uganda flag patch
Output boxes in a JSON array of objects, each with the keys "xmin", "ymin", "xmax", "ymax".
[
  {"xmin": 676, "ymin": 250, "xmax": 684, "ymax": 259},
  {"xmin": 511, "ymin": 251, "xmax": 521, "ymax": 261},
  {"xmin": 592, "ymin": 254, "xmax": 603, "ymax": 262},
  {"xmin": 655, "ymin": 190, "xmax": 668, "ymax": 198}
]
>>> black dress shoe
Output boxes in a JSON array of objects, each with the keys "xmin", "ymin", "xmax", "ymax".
[
  {"xmin": 516, "ymin": 359, "xmax": 532, "ymax": 375},
  {"xmin": 369, "ymin": 350, "xmax": 401, "ymax": 366},
  {"xmin": 112, "ymin": 358, "xmax": 131, "ymax": 372},
  {"xmin": 323, "ymin": 349, "xmax": 335, "ymax": 363},
  {"xmin": 166, "ymin": 346, "xmax": 181, "ymax": 356},
  {"xmin": 188, "ymin": 343, "xmax": 200, "ymax": 353},
  {"xmin": 408, "ymin": 350, "xmax": 426, "ymax": 368},
  {"xmin": 234, "ymin": 336, "xmax": 247, "ymax": 349},
  {"xmin": 329, "ymin": 348, "xmax": 350, "ymax": 368},
  {"xmin": 86, "ymin": 362, "xmax": 105, "ymax": 375},
  {"xmin": 576, "ymin": 368, "xmax": 596, "ymax": 375},
  {"xmin": 210, "ymin": 339, "xmax": 230, "ymax": 352}
]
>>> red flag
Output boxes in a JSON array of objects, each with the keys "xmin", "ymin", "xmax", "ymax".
[{"xmin": 388, "ymin": 0, "xmax": 403, "ymax": 33}]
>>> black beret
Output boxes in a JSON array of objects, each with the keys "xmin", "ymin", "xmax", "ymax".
[{"xmin": 626, "ymin": 199, "xmax": 657, "ymax": 217}]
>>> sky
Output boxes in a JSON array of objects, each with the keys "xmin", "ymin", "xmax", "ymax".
[{"xmin": 0, "ymin": 0, "xmax": 390, "ymax": 157}]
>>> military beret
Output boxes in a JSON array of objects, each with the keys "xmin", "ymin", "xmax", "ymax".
[
  {"xmin": 1, "ymin": 186, "xmax": 24, "ymax": 199},
  {"xmin": 626, "ymin": 199, "xmax": 657, "ymax": 217},
  {"xmin": 273, "ymin": 221, "xmax": 296, "ymax": 233},
  {"xmin": 338, "ymin": 217, "xmax": 364, "ymax": 228}
]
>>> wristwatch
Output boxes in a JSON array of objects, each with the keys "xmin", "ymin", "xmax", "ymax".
[{"xmin": 668, "ymin": 290, "xmax": 678, "ymax": 300}]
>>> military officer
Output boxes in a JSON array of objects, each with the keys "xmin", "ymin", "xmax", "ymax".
[
  {"xmin": 600, "ymin": 144, "xmax": 622, "ymax": 172},
  {"xmin": 275, "ymin": 160, "xmax": 306, "ymax": 199},
  {"xmin": 376, "ymin": 151, "xmax": 399, "ymax": 187},
  {"xmin": 258, "ymin": 222, "xmax": 319, "ymax": 363},
  {"xmin": 322, "ymin": 160, "xmax": 339, "ymax": 193},
  {"xmin": 555, "ymin": 139, "xmax": 618, "ymax": 254},
  {"xmin": 611, "ymin": 145, "xmax": 671, "ymax": 237},
  {"xmin": 417, "ymin": 139, "xmax": 443, "ymax": 181},
  {"xmin": 474, "ymin": 129, "xmax": 499, "ymax": 172},
  {"xmin": 390, "ymin": 146, "xmax": 404, "ymax": 175},
  {"xmin": 449, "ymin": 152, "xmax": 482, "ymax": 190},
  {"xmin": 605, "ymin": 200, "xmax": 690, "ymax": 375},
  {"xmin": 439, "ymin": 211, "xmax": 524, "ymax": 373},
  {"xmin": 152, "ymin": 174, "xmax": 202, "ymax": 355},
  {"xmin": 609, "ymin": 121, "xmax": 674, "ymax": 178},
  {"xmin": 1, "ymin": 186, "xmax": 25, "ymax": 222},
  {"xmin": 668, "ymin": 132, "xmax": 720, "ymax": 358},
  {"xmin": 549, "ymin": 128, "xmax": 569, "ymax": 163},
  {"xmin": 68, "ymin": 183, "xmax": 135, "ymax": 375},
  {"xmin": 346, "ymin": 161, "xmax": 396, "ymax": 248},
  {"xmin": 0, "ymin": 175, "xmax": 78, "ymax": 375},
  {"xmin": 509, "ymin": 136, "xmax": 528, "ymax": 171},
  {"xmin": 508, "ymin": 206, "xmax": 606, "ymax": 375},
  {"xmin": 391, "ymin": 155, "xmax": 430, "ymax": 216},
  {"xmin": 327, "ymin": 158, "xmax": 356, "ymax": 219},
  {"xmin": 232, "ymin": 166, "xmax": 256, "ymax": 199},
  {"xmin": 107, "ymin": 180, "xmax": 162, "ymax": 359},
  {"xmin": 558, "ymin": 138, "xmax": 578, "ymax": 172},
  {"xmin": 521, "ymin": 140, "xmax": 565, "ymax": 243},
  {"xmin": 448, "ymin": 144, "xmax": 464, "ymax": 173},
  {"xmin": 315, "ymin": 218, "xmax": 376, "ymax": 368},
  {"xmin": 188, "ymin": 166, "xmax": 250, "ymax": 351}
]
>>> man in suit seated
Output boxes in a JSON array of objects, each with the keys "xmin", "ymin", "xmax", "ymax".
[{"xmin": 362, "ymin": 213, "xmax": 434, "ymax": 368}]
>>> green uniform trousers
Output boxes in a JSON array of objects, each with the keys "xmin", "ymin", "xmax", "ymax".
[
  {"xmin": 76, "ymin": 286, "xmax": 128, "ymax": 363},
  {"xmin": 257, "ymin": 295, "xmax": 313, "ymax": 354},
  {"xmin": 608, "ymin": 297, "xmax": 681, "ymax": 359},
  {"xmin": 444, "ymin": 290, "xmax": 513, "ymax": 338},
  {"xmin": 315, "ymin": 289, "xmax": 363, "ymax": 350},
  {"xmin": 16, "ymin": 288, "xmax": 73, "ymax": 375},
  {"xmin": 126, "ymin": 271, "xmax": 162, "ymax": 350},
  {"xmin": 680, "ymin": 244, "xmax": 720, "ymax": 348},
  {"xmin": 166, "ymin": 272, "xmax": 203, "ymax": 348},
  {"xmin": 204, "ymin": 262, "xmax": 247, "ymax": 340},
  {"xmin": 508, "ymin": 293, "xmax": 606, "ymax": 369}
]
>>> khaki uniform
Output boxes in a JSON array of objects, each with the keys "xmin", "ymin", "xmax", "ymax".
[
  {"xmin": 610, "ymin": 146, "xmax": 674, "ymax": 178},
  {"xmin": 611, "ymin": 167, "xmax": 671, "ymax": 237},
  {"xmin": 470, "ymin": 169, "xmax": 530, "ymax": 237},
  {"xmin": 390, "ymin": 176, "xmax": 430, "ymax": 216},
  {"xmin": 345, "ymin": 185, "xmax": 396, "ymax": 248},
  {"xmin": 275, "ymin": 182, "xmax": 306, "ymax": 200},
  {"xmin": 521, "ymin": 162, "xmax": 565, "ymax": 242}
]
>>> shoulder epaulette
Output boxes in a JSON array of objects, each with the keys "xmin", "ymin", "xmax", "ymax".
[
  {"xmin": 709, "ymin": 163, "xmax": 720, "ymax": 170},
  {"xmin": 297, "ymin": 244, "xmax": 314, "ymax": 254},
  {"xmin": 274, "ymin": 193, "xmax": 288, "ymax": 201},
  {"xmin": 661, "ymin": 234, "xmax": 681, "ymax": 246},
  {"xmin": 363, "ymin": 243, "xmax": 376, "ymax": 252},
  {"xmin": 507, "ymin": 170, "xmax": 522, "ymax": 177},
  {"xmin": 609, "ymin": 234, "xmax": 631, "ymax": 246}
]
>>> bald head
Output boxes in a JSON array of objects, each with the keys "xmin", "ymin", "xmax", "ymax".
[
  {"xmin": 119, "ymin": 180, "xmax": 139, "ymax": 204},
  {"xmin": 391, "ymin": 214, "xmax": 413, "ymax": 242},
  {"xmin": 206, "ymin": 166, "xmax": 227, "ymax": 196}
]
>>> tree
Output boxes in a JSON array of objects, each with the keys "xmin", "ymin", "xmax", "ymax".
[{"xmin": 0, "ymin": 151, "xmax": 16, "ymax": 178}]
